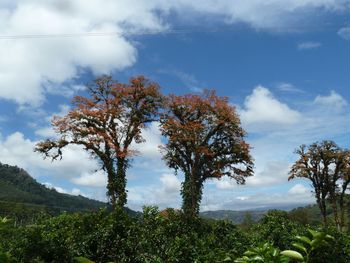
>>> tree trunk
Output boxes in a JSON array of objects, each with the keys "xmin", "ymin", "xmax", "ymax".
[
  {"xmin": 106, "ymin": 162, "xmax": 117, "ymax": 206},
  {"xmin": 116, "ymin": 157, "xmax": 128, "ymax": 208},
  {"xmin": 316, "ymin": 194, "xmax": 328, "ymax": 226},
  {"xmin": 331, "ymin": 197, "xmax": 340, "ymax": 231},
  {"xmin": 181, "ymin": 172, "xmax": 203, "ymax": 217},
  {"xmin": 340, "ymin": 195, "xmax": 345, "ymax": 232},
  {"xmin": 339, "ymin": 189, "xmax": 348, "ymax": 232},
  {"xmin": 105, "ymin": 158, "xmax": 128, "ymax": 208}
]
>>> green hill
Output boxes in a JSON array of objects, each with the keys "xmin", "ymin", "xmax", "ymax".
[
  {"xmin": 200, "ymin": 210, "xmax": 266, "ymax": 224},
  {"xmin": 0, "ymin": 162, "xmax": 108, "ymax": 221}
]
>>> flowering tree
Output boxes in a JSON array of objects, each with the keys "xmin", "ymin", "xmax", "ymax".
[
  {"xmin": 35, "ymin": 75, "xmax": 163, "ymax": 208},
  {"xmin": 289, "ymin": 140, "xmax": 350, "ymax": 230},
  {"xmin": 160, "ymin": 90, "xmax": 254, "ymax": 217}
]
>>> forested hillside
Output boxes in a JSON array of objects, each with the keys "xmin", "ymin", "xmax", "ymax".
[{"xmin": 0, "ymin": 163, "xmax": 106, "ymax": 220}]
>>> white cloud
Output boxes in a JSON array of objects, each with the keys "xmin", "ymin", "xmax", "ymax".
[
  {"xmin": 216, "ymin": 178, "xmax": 237, "ymax": 190},
  {"xmin": 314, "ymin": 90, "xmax": 347, "ymax": 109},
  {"xmin": 1, "ymin": 1, "xmax": 349, "ymax": 106},
  {"xmin": 43, "ymin": 182, "xmax": 68, "ymax": 194},
  {"xmin": 288, "ymin": 184, "xmax": 308, "ymax": 195},
  {"xmin": 0, "ymin": 131, "xmax": 100, "ymax": 180},
  {"xmin": 159, "ymin": 173, "xmax": 181, "ymax": 192},
  {"xmin": 215, "ymin": 161, "xmax": 291, "ymax": 189},
  {"xmin": 35, "ymin": 127, "xmax": 56, "ymax": 138},
  {"xmin": 277, "ymin": 82, "xmax": 303, "ymax": 93},
  {"xmin": 71, "ymin": 171, "xmax": 107, "ymax": 188},
  {"xmin": 239, "ymin": 86, "xmax": 301, "ymax": 129},
  {"xmin": 338, "ymin": 26, "xmax": 350, "ymax": 40},
  {"xmin": 127, "ymin": 173, "xmax": 181, "ymax": 210},
  {"xmin": 132, "ymin": 122, "xmax": 163, "ymax": 159},
  {"xmin": 72, "ymin": 188, "xmax": 84, "ymax": 196},
  {"xmin": 44, "ymin": 182, "xmax": 85, "ymax": 196},
  {"xmin": 0, "ymin": 0, "xmax": 163, "ymax": 106},
  {"xmin": 34, "ymin": 104, "xmax": 70, "ymax": 138},
  {"xmin": 297, "ymin": 41, "xmax": 322, "ymax": 50},
  {"xmin": 201, "ymin": 183, "xmax": 314, "ymax": 211},
  {"xmin": 247, "ymin": 161, "xmax": 290, "ymax": 187},
  {"xmin": 171, "ymin": 1, "xmax": 349, "ymax": 31}
]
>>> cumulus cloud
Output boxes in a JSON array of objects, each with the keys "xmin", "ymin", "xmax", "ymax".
[
  {"xmin": 1, "ymin": 1, "xmax": 349, "ymax": 106},
  {"xmin": 127, "ymin": 173, "xmax": 181, "ymax": 210},
  {"xmin": 131, "ymin": 122, "xmax": 163, "ymax": 159},
  {"xmin": 71, "ymin": 171, "xmax": 107, "ymax": 188},
  {"xmin": 0, "ymin": 131, "xmax": 100, "ymax": 181},
  {"xmin": 297, "ymin": 41, "xmax": 322, "ymax": 50},
  {"xmin": 35, "ymin": 127, "xmax": 56, "ymax": 138},
  {"xmin": 239, "ymin": 86, "xmax": 301, "ymax": 130},
  {"xmin": 43, "ymin": 182, "xmax": 68, "ymax": 194},
  {"xmin": 215, "ymin": 161, "xmax": 290, "ymax": 189},
  {"xmin": 44, "ymin": 182, "xmax": 85, "ymax": 196},
  {"xmin": 314, "ymin": 90, "xmax": 347, "ymax": 109},
  {"xmin": 247, "ymin": 161, "xmax": 291, "ymax": 187},
  {"xmin": 159, "ymin": 173, "xmax": 182, "ymax": 192},
  {"xmin": 288, "ymin": 184, "xmax": 309, "ymax": 195},
  {"xmin": 0, "ymin": 0, "xmax": 163, "ymax": 106}
]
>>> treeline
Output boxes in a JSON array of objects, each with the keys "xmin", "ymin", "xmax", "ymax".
[{"xmin": 0, "ymin": 208, "xmax": 349, "ymax": 262}]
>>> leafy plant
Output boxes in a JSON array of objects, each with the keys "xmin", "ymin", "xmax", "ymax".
[
  {"xmin": 281, "ymin": 229, "xmax": 334, "ymax": 263},
  {"xmin": 235, "ymin": 229, "xmax": 335, "ymax": 263},
  {"xmin": 234, "ymin": 243, "xmax": 289, "ymax": 263}
]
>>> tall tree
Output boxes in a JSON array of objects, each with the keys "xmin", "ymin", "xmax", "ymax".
[
  {"xmin": 35, "ymin": 75, "xmax": 163, "ymax": 208},
  {"xmin": 289, "ymin": 141, "xmax": 350, "ymax": 229},
  {"xmin": 160, "ymin": 90, "xmax": 253, "ymax": 217},
  {"xmin": 336, "ymin": 150, "xmax": 350, "ymax": 231}
]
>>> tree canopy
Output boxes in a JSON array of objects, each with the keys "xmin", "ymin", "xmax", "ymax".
[
  {"xmin": 289, "ymin": 140, "xmax": 350, "ymax": 230},
  {"xmin": 35, "ymin": 75, "xmax": 163, "ymax": 207},
  {"xmin": 160, "ymin": 90, "xmax": 254, "ymax": 216}
]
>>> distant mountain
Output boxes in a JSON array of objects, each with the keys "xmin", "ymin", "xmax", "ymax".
[
  {"xmin": 200, "ymin": 210, "xmax": 266, "ymax": 224},
  {"xmin": 0, "ymin": 162, "xmax": 108, "ymax": 219},
  {"xmin": 200, "ymin": 203, "xmax": 319, "ymax": 224}
]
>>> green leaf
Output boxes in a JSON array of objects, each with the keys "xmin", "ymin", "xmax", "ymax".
[
  {"xmin": 292, "ymin": 242, "xmax": 307, "ymax": 254},
  {"xmin": 325, "ymin": 234, "xmax": 335, "ymax": 241},
  {"xmin": 308, "ymin": 229, "xmax": 320, "ymax": 238},
  {"xmin": 74, "ymin": 257, "xmax": 94, "ymax": 263},
  {"xmin": 295, "ymin": 235, "xmax": 311, "ymax": 245},
  {"xmin": 252, "ymin": 255, "xmax": 264, "ymax": 261},
  {"xmin": 272, "ymin": 248, "xmax": 279, "ymax": 257},
  {"xmin": 281, "ymin": 250, "xmax": 304, "ymax": 261},
  {"xmin": 310, "ymin": 239, "xmax": 322, "ymax": 248}
]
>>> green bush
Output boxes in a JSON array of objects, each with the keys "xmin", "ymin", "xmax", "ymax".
[
  {"xmin": 2, "ymin": 208, "xmax": 350, "ymax": 262},
  {"xmin": 251, "ymin": 210, "xmax": 306, "ymax": 250}
]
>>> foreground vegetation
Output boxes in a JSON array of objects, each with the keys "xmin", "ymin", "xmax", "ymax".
[{"xmin": 0, "ymin": 208, "xmax": 349, "ymax": 263}]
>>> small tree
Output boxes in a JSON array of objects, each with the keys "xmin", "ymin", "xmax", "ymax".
[
  {"xmin": 289, "ymin": 141, "xmax": 350, "ymax": 229},
  {"xmin": 160, "ymin": 90, "xmax": 253, "ymax": 217},
  {"xmin": 35, "ymin": 75, "xmax": 163, "ymax": 208}
]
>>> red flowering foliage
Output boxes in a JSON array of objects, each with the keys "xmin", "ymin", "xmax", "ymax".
[
  {"xmin": 160, "ymin": 90, "xmax": 253, "ymax": 216},
  {"xmin": 35, "ymin": 75, "xmax": 163, "ymax": 207}
]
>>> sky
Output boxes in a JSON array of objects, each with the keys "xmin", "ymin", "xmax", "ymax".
[{"xmin": 1, "ymin": 0, "xmax": 350, "ymax": 211}]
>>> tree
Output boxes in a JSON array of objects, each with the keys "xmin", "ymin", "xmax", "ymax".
[
  {"xmin": 35, "ymin": 75, "xmax": 163, "ymax": 208},
  {"xmin": 336, "ymin": 150, "xmax": 350, "ymax": 231},
  {"xmin": 160, "ymin": 90, "xmax": 253, "ymax": 217},
  {"xmin": 289, "ymin": 141, "xmax": 350, "ymax": 229}
]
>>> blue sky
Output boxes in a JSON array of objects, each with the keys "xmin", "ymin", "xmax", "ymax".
[{"xmin": 1, "ymin": 1, "xmax": 350, "ymax": 211}]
